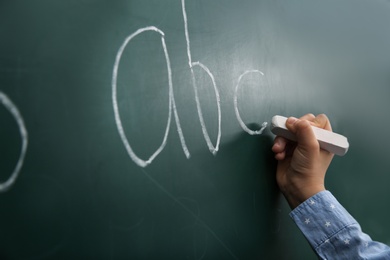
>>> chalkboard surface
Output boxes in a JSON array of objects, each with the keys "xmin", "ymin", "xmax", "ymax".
[{"xmin": 1, "ymin": 0, "xmax": 390, "ymax": 259}]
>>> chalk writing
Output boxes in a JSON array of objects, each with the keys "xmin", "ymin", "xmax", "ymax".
[
  {"xmin": 182, "ymin": 0, "xmax": 222, "ymax": 155},
  {"xmin": 0, "ymin": 91, "xmax": 28, "ymax": 192},
  {"xmin": 234, "ymin": 70, "xmax": 268, "ymax": 135},
  {"xmin": 112, "ymin": 26, "xmax": 190, "ymax": 168},
  {"xmin": 112, "ymin": 0, "xmax": 267, "ymax": 168}
]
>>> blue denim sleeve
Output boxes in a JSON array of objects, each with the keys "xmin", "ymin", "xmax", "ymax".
[{"xmin": 290, "ymin": 191, "xmax": 390, "ymax": 259}]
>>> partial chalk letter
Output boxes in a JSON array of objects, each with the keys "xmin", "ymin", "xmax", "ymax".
[
  {"xmin": 182, "ymin": 0, "xmax": 221, "ymax": 155},
  {"xmin": 0, "ymin": 91, "xmax": 28, "ymax": 192}
]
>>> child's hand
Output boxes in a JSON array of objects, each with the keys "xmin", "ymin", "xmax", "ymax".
[{"xmin": 272, "ymin": 114, "xmax": 334, "ymax": 209}]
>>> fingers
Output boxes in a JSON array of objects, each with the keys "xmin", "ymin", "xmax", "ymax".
[
  {"xmin": 300, "ymin": 113, "xmax": 315, "ymax": 121},
  {"xmin": 286, "ymin": 117, "xmax": 319, "ymax": 150},
  {"xmin": 272, "ymin": 136, "xmax": 286, "ymax": 153},
  {"xmin": 299, "ymin": 113, "xmax": 332, "ymax": 131},
  {"xmin": 312, "ymin": 113, "xmax": 332, "ymax": 131},
  {"xmin": 272, "ymin": 113, "xmax": 332, "ymax": 158},
  {"xmin": 272, "ymin": 136, "xmax": 287, "ymax": 160}
]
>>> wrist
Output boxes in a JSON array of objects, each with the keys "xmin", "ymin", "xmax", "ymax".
[{"xmin": 282, "ymin": 184, "xmax": 325, "ymax": 209}]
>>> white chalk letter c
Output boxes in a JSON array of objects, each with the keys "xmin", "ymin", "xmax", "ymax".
[{"xmin": 234, "ymin": 70, "xmax": 268, "ymax": 135}]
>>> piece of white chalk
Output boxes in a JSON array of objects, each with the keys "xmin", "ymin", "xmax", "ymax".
[{"xmin": 270, "ymin": 115, "xmax": 349, "ymax": 156}]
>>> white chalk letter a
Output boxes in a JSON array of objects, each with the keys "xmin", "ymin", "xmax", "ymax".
[{"xmin": 112, "ymin": 26, "xmax": 189, "ymax": 168}]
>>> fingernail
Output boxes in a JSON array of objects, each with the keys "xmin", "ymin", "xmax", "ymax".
[{"xmin": 287, "ymin": 117, "xmax": 298, "ymax": 124}]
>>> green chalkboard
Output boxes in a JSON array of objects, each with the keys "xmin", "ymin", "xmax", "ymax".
[{"xmin": 1, "ymin": 0, "xmax": 390, "ymax": 259}]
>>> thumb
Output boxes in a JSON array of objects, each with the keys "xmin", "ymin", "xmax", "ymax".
[{"xmin": 286, "ymin": 117, "xmax": 319, "ymax": 152}]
